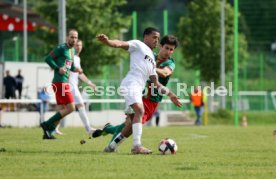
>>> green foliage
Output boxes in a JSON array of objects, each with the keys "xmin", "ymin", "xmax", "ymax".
[
  {"xmin": 208, "ymin": 108, "xmax": 233, "ymax": 125},
  {"xmin": 31, "ymin": 0, "xmax": 131, "ymax": 75},
  {"xmin": 212, "ymin": 108, "xmax": 233, "ymax": 119},
  {"xmin": 1, "ymin": 126, "xmax": 276, "ymax": 178},
  {"xmin": 177, "ymin": 0, "xmax": 248, "ymax": 82},
  {"xmin": 239, "ymin": 0, "xmax": 276, "ymax": 51}
]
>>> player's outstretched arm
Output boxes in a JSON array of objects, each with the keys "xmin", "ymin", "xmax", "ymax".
[
  {"xmin": 96, "ymin": 34, "xmax": 129, "ymax": 50},
  {"xmin": 149, "ymin": 75, "xmax": 182, "ymax": 107},
  {"xmin": 79, "ymin": 73, "xmax": 96, "ymax": 91},
  {"xmin": 156, "ymin": 67, "xmax": 173, "ymax": 78},
  {"xmin": 73, "ymin": 67, "xmax": 83, "ymax": 74}
]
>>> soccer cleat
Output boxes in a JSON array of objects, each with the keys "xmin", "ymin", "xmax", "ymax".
[
  {"xmin": 43, "ymin": 134, "xmax": 56, "ymax": 140},
  {"xmin": 40, "ymin": 122, "xmax": 55, "ymax": 140},
  {"xmin": 92, "ymin": 129, "xmax": 103, "ymax": 138},
  {"xmin": 92, "ymin": 123, "xmax": 110, "ymax": 138},
  {"xmin": 103, "ymin": 145, "xmax": 117, "ymax": 153},
  {"xmin": 131, "ymin": 145, "xmax": 152, "ymax": 155}
]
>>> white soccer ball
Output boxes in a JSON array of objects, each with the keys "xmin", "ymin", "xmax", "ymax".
[{"xmin": 158, "ymin": 138, "xmax": 178, "ymax": 155}]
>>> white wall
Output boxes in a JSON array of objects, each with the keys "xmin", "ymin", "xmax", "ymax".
[
  {"xmin": 0, "ymin": 110, "xmax": 126, "ymax": 128},
  {"xmin": 0, "ymin": 110, "xmax": 178, "ymax": 128},
  {"xmin": 3, "ymin": 62, "xmax": 54, "ymax": 99}
]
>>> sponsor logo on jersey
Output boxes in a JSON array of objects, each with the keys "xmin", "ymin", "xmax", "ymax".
[{"xmin": 144, "ymin": 55, "xmax": 155, "ymax": 66}]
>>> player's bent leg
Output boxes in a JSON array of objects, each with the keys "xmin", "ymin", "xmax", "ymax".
[
  {"xmin": 47, "ymin": 103, "xmax": 75, "ymax": 138},
  {"xmin": 121, "ymin": 115, "xmax": 133, "ymax": 138},
  {"xmin": 41, "ymin": 105, "xmax": 65, "ymax": 139},
  {"xmin": 53, "ymin": 105, "xmax": 65, "ymax": 135},
  {"xmin": 104, "ymin": 115, "xmax": 134, "ymax": 152},
  {"xmin": 92, "ymin": 123, "xmax": 112, "ymax": 138},
  {"xmin": 59, "ymin": 103, "xmax": 75, "ymax": 117},
  {"xmin": 104, "ymin": 132, "xmax": 126, "ymax": 153}
]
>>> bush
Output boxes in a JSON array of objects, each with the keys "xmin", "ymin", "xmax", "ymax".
[{"xmin": 209, "ymin": 109, "xmax": 233, "ymax": 125}]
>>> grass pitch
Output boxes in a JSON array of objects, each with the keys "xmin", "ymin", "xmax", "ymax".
[{"xmin": 0, "ymin": 125, "xmax": 276, "ymax": 179}]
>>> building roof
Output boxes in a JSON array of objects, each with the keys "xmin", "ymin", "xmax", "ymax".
[{"xmin": 0, "ymin": 0, "xmax": 55, "ymax": 31}]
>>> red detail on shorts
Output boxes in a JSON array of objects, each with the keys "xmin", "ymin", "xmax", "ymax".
[
  {"xmin": 142, "ymin": 97, "xmax": 159, "ymax": 124},
  {"xmin": 52, "ymin": 82, "xmax": 74, "ymax": 105}
]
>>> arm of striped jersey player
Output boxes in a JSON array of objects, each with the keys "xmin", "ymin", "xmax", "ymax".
[
  {"xmin": 149, "ymin": 74, "xmax": 182, "ymax": 107},
  {"xmin": 45, "ymin": 47, "xmax": 61, "ymax": 71},
  {"xmin": 156, "ymin": 67, "xmax": 173, "ymax": 78}
]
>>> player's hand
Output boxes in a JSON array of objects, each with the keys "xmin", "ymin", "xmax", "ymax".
[
  {"xmin": 58, "ymin": 67, "xmax": 66, "ymax": 75},
  {"xmin": 88, "ymin": 81, "xmax": 96, "ymax": 91},
  {"xmin": 169, "ymin": 93, "xmax": 182, "ymax": 107},
  {"xmin": 96, "ymin": 34, "xmax": 109, "ymax": 43}
]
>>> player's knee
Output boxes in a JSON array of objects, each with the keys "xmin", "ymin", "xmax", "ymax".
[
  {"xmin": 135, "ymin": 107, "xmax": 144, "ymax": 117},
  {"xmin": 67, "ymin": 105, "xmax": 75, "ymax": 113}
]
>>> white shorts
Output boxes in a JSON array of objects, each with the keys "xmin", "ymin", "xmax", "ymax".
[
  {"xmin": 70, "ymin": 84, "xmax": 84, "ymax": 105},
  {"xmin": 120, "ymin": 79, "xmax": 143, "ymax": 110},
  {"xmin": 124, "ymin": 105, "xmax": 135, "ymax": 115}
]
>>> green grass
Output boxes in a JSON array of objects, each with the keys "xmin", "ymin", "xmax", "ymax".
[{"xmin": 0, "ymin": 126, "xmax": 276, "ymax": 179}]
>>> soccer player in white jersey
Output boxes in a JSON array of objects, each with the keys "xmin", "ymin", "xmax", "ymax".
[
  {"xmin": 96, "ymin": 27, "xmax": 182, "ymax": 154},
  {"xmin": 55, "ymin": 40, "xmax": 96, "ymax": 135}
]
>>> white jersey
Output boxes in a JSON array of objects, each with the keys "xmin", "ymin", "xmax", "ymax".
[
  {"xmin": 120, "ymin": 40, "xmax": 157, "ymax": 106},
  {"xmin": 69, "ymin": 55, "xmax": 84, "ymax": 104},
  {"xmin": 124, "ymin": 40, "xmax": 156, "ymax": 86},
  {"xmin": 69, "ymin": 55, "xmax": 81, "ymax": 87}
]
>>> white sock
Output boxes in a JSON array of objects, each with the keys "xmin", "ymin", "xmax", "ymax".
[
  {"xmin": 78, "ymin": 107, "xmax": 92, "ymax": 133},
  {"xmin": 109, "ymin": 132, "xmax": 125, "ymax": 149},
  {"xmin": 132, "ymin": 123, "xmax": 142, "ymax": 146}
]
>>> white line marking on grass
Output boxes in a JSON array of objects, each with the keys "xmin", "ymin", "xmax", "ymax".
[{"xmin": 190, "ymin": 134, "xmax": 208, "ymax": 139}]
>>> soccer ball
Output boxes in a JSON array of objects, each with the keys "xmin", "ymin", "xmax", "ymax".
[{"xmin": 158, "ymin": 138, "xmax": 178, "ymax": 155}]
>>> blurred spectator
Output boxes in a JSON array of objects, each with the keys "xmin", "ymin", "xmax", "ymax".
[
  {"xmin": 153, "ymin": 109, "xmax": 160, "ymax": 126},
  {"xmin": 3, "ymin": 70, "xmax": 16, "ymax": 99},
  {"xmin": 190, "ymin": 86, "xmax": 204, "ymax": 126},
  {"xmin": 15, "ymin": 69, "xmax": 24, "ymax": 99},
  {"xmin": 37, "ymin": 87, "xmax": 50, "ymax": 114}
]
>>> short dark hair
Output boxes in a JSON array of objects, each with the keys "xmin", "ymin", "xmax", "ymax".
[
  {"xmin": 143, "ymin": 27, "xmax": 159, "ymax": 37},
  {"xmin": 67, "ymin": 29, "xmax": 78, "ymax": 36},
  {"xmin": 160, "ymin": 35, "xmax": 179, "ymax": 48}
]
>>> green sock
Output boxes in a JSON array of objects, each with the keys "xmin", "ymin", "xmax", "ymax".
[
  {"xmin": 103, "ymin": 124, "xmax": 117, "ymax": 134},
  {"xmin": 45, "ymin": 112, "xmax": 62, "ymax": 131},
  {"xmin": 110, "ymin": 123, "xmax": 126, "ymax": 143}
]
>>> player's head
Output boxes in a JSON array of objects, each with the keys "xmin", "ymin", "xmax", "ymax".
[
  {"xmin": 74, "ymin": 39, "xmax": 83, "ymax": 55},
  {"xmin": 66, "ymin": 29, "xmax": 78, "ymax": 48},
  {"xmin": 143, "ymin": 27, "xmax": 160, "ymax": 50},
  {"xmin": 159, "ymin": 35, "xmax": 178, "ymax": 59}
]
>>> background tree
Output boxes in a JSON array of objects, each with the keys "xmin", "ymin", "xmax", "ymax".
[
  {"xmin": 238, "ymin": 0, "xmax": 276, "ymax": 51},
  {"xmin": 177, "ymin": 0, "xmax": 248, "ymax": 83},
  {"xmin": 31, "ymin": 0, "xmax": 131, "ymax": 75}
]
